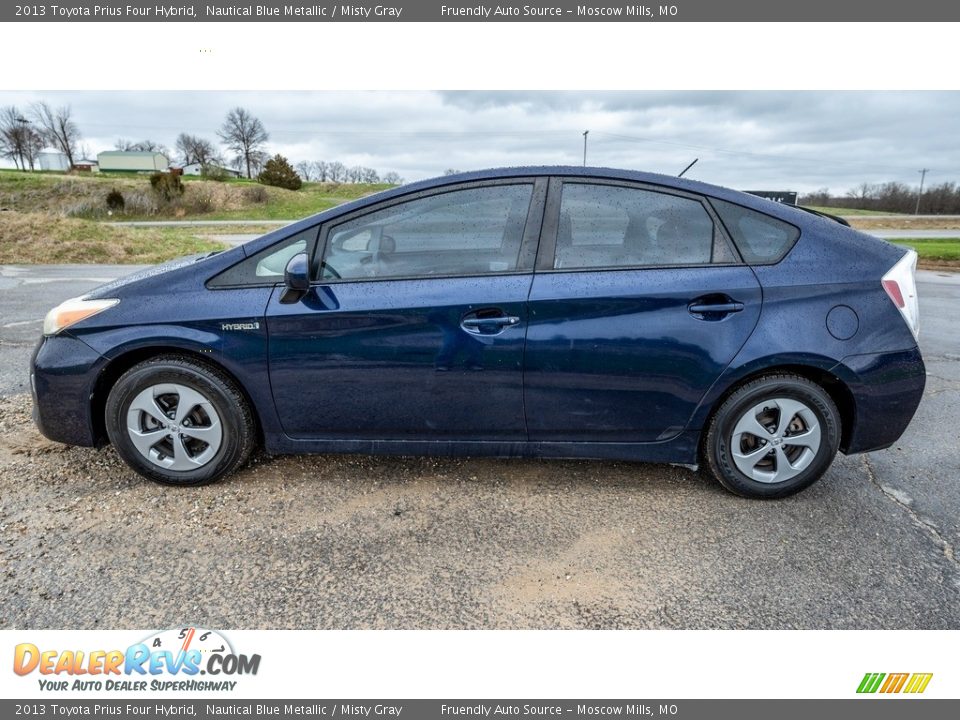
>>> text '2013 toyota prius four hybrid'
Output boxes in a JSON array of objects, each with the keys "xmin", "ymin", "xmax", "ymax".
[{"xmin": 31, "ymin": 167, "xmax": 925, "ymax": 498}]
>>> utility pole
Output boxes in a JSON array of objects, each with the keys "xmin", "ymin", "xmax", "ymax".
[
  {"xmin": 915, "ymin": 168, "xmax": 929, "ymax": 215},
  {"xmin": 582, "ymin": 130, "xmax": 589, "ymax": 166}
]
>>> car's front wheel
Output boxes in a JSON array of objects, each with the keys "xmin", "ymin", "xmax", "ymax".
[
  {"xmin": 703, "ymin": 374, "xmax": 840, "ymax": 498},
  {"xmin": 105, "ymin": 356, "xmax": 256, "ymax": 486}
]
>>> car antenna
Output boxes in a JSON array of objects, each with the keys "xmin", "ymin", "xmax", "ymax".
[{"xmin": 678, "ymin": 158, "xmax": 698, "ymax": 178}]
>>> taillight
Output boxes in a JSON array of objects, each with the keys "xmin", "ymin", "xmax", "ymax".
[{"xmin": 881, "ymin": 249, "xmax": 919, "ymax": 340}]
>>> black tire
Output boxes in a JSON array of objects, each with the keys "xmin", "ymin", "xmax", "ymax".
[
  {"xmin": 105, "ymin": 355, "xmax": 256, "ymax": 486},
  {"xmin": 702, "ymin": 374, "xmax": 840, "ymax": 499}
]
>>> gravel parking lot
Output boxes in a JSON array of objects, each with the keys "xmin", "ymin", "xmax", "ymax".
[{"xmin": 1, "ymin": 266, "xmax": 958, "ymax": 630}]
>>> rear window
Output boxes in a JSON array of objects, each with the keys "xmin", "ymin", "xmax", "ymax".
[{"xmin": 711, "ymin": 199, "xmax": 800, "ymax": 264}]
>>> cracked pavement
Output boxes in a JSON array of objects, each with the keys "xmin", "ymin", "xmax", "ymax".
[{"xmin": 0, "ymin": 265, "xmax": 957, "ymax": 628}]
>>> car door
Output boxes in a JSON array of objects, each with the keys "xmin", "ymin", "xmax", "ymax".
[
  {"xmin": 524, "ymin": 179, "xmax": 762, "ymax": 443},
  {"xmin": 266, "ymin": 179, "xmax": 546, "ymax": 441}
]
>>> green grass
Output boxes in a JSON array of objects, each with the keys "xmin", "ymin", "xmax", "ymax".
[
  {"xmin": 890, "ymin": 238, "xmax": 960, "ymax": 261},
  {"xmin": 182, "ymin": 181, "xmax": 393, "ymax": 221},
  {"xmin": 805, "ymin": 206, "xmax": 904, "ymax": 216}
]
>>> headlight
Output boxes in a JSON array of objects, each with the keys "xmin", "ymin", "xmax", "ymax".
[{"xmin": 43, "ymin": 297, "xmax": 119, "ymax": 336}]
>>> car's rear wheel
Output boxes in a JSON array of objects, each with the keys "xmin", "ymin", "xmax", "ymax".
[
  {"xmin": 703, "ymin": 374, "xmax": 840, "ymax": 498},
  {"xmin": 105, "ymin": 356, "xmax": 256, "ymax": 486}
]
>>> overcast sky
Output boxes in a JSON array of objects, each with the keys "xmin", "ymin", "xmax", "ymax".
[{"xmin": 1, "ymin": 91, "xmax": 957, "ymax": 193}]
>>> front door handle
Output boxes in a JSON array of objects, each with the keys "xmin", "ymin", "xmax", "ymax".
[{"xmin": 461, "ymin": 312, "xmax": 521, "ymax": 335}]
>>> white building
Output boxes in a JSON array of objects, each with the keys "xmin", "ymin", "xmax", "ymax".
[
  {"xmin": 38, "ymin": 151, "xmax": 70, "ymax": 171},
  {"xmin": 97, "ymin": 151, "xmax": 170, "ymax": 173},
  {"xmin": 180, "ymin": 162, "xmax": 241, "ymax": 178}
]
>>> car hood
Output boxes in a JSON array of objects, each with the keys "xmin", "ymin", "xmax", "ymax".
[{"xmin": 83, "ymin": 250, "xmax": 231, "ymax": 300}]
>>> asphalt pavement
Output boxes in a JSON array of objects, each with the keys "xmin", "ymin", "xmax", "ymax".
[{"xmin": 0, "ymin": 264, "xmax": 957, "ymax": 629}]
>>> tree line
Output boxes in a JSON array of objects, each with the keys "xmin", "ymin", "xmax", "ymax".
[
  {"xmin": 800, "ymin": 182, "xmax": 960, "ymax": 214},
  {"xmin": 293, "ymin": 160, "xmax": 401, "ymax": 185},
  {"xmin": 0, "ymin": 103, "xmax": 403, "ymax": 185}
]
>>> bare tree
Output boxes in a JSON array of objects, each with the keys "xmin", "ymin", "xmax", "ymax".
[
  {"xmin": 115, "ymin": 138, "xmax": 169, "ymax": 156},
  {"xmin": 174, "ymin": 133, "xmax": 218, "ymax": 166},
  {"xmin": 217, "ymin": 107, "xmax": 269, "ymax": 179},
  {"xmin": 846, "ymin": 182, "xmax": 875, "ymax": 204},
  {"xmin": 32, "ymin": 102, "xmax": 81, "ymax": 167},
  {"xmin": 295, "ymin": 161, "xmax": 313, "ymax": 181},
  {"xmin": 382, "ymin": 171, "xmax": 403, "ymax": 185},
  {"xmin": 359, "ymin": 167, "xmax": 380, "ymax": 183},
  {"xmin": 1, "ymin": 106, "xmax": 44, "ymax": 170},
  {"xmin": 327, "ymin": 161, "xmax": 346, "ymax": 183},
  {"xmin": 443, "ymin": 168, "xmax": 461, "ymax": 176},
  {"xmin": 312, "ymin": 160, "xmax": 329, "ymax": 182}
]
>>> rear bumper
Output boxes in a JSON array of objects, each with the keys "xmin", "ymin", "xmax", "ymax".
[
  {"xmin": 833, "ymin": 346, "xmax": 926, "ymax": 454},
  {"xmin": 31, "ymin": 334, "xmax": 106, "ymax": 448}
]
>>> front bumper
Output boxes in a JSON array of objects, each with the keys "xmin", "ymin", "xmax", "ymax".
[
  {"xmin": 31, "ymin": 333, "xmax": 106, "ymax": 447},
  {"xmin": 833, "ymin": 346, "xmax": 926, "ymax": 454}
]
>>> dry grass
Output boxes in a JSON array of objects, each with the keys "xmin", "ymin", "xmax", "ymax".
[
  {"xmin": 847, "ymin": 216, "xmax": 960, "ymax": 231},
  {"xmin": 0, "ymin": 170, "xmax": 389, "ymax": 222},
  {"xmin": 0, "ymin": 211, "xmax": 227, "ymax": 264}
]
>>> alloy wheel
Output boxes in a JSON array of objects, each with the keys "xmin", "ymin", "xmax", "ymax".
[
  {"xmin": 730, "ymin": 397, "xmax": 822, "ymax": 484},
  {"xmin": 125, "ymin": 383, "xmax": 223, "ymax": 471}
]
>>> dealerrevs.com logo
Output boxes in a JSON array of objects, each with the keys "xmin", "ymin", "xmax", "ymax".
[
  {"xmin": 857, "ymin": 672, "xmax": 933, "ymax": 694},
  {"xmin": 13, "ymin": 627, "xmax": 260, "ymax": 692}
]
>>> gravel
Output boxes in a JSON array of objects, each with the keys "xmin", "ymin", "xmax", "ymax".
[{"xmin": 2, "ymin": 393, "xmax": 957, "ymax": 630}]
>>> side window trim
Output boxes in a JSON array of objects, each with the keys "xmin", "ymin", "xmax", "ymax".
[
  {"xmin": 535, "ymin": 178, "xmax": 743, "ymax": 273},
  {"xmin": 311, "ymin": 178, "xmax": 548, "ymax": 283},
  {"xmin": 206, "ymin": 224, "xmax": 321, "ymax": 289}
]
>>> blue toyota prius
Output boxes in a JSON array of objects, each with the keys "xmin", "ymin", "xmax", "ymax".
[{"xmin": 31, "ymin": 167, "xmax": 925, "ymax": 498}]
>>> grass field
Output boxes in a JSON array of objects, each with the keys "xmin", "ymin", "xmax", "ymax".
[
  {"xmin": 0, "ymin": 169, "xmax": 389, "ymax": 263},
  {"xmin": 0, "ymin": 212, "xmax": 231, "ymax": 264},
  {"xmin": 805, "ymin": 206, "xmax": 902, "ymax": 217},
  {"xmin": 0, "ymin": 169, "xmax": 389, "ymax": 222},
  {"xmin": 890, "ymin": 238, "xmax": 960, "ymax": 262}
]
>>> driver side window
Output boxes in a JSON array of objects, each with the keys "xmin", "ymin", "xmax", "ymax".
[{"xmin": 320, "ymin": 184, "xmax": 534, "ymax": 281}]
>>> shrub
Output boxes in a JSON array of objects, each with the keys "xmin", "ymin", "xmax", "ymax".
[
  {"xmin": 244, "ymin": 185, "xmax": 269, "ymax": 204},
  {"xmin": 201, "ymin": 164, "xmax": 229, "ymax": 182},
  {"xmin": 105, "ymin": 189, "xmax": 125, "ymax": 212},
  {"xmin": 257, "ymin": 154, "xmax": 302, "ymax": 190},
  {"xmin": 183, "ymin": 186, "xmax": 215, "ymax": 214},
  {"xmin": 149, "ymin": 172, "xmax": 184, "ymax": 202}
]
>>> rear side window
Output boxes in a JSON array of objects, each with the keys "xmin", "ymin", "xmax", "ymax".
[
  {"xmin": 711, "ymin": 199, "xmax": 800, "ymax": 264},
  {"xmin": 554, "ymin": 183, "xmax": 734, "ymax": 270},
  {"xmin": 321, "ymin": 184, "xmax": 533, "ymax": 280}
]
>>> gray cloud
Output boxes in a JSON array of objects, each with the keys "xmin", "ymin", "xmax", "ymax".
[{"xmin": 1, "ymin": 90, "xmax": 957, "ymax": 193}]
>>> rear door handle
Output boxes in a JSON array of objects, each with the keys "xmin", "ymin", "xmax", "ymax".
[{"xmin": 688, "ymin": 302, "xmax": 744, "ymax": 314}]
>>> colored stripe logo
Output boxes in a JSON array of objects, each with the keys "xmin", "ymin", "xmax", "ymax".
[{"xmin": 857, "ymin": 672, "xmax": 933, "ymax": 694}]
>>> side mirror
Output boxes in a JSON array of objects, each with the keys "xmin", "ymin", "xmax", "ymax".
[{"xmin": 280, "ymin": 252, "xmax": 310, "ymax": 304}]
